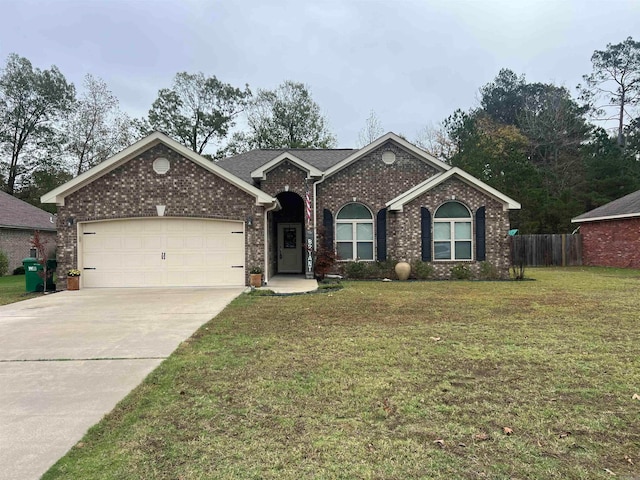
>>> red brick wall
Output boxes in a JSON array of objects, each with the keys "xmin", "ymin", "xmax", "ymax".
[{"xmin": 580, "ymin": 217, "xmax": 640, "ymax": 268}]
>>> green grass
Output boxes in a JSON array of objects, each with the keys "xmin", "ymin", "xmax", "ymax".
[
  {"xmin": 0, "ymin": 275, "xmax": 39, "ymax": 305},
  {"xmin": 44, "ymin": 267, "xmax": 640, "ymax": 479}
]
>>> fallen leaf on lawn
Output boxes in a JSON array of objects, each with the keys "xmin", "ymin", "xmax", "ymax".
[
  {"xmin": 559, "ymin": 431, "xmax": 571, "ymax": 438},
  {"xmin": 603, "ymin": 467, "xmax": 616, "ymax": 476},
  {"xmin": 475, "ymin": 433, "xmax": 489, "ymax": 441},
  {"xmin": 458, "ymin": 443, "xmax": 467, "ymax": 447},
  {"xmin": 429, "ymin": 336, "xmax": 441, "ymax": 342},
  {"xmin": 503, "ymin": 427, "xmax": 514, "ymax": 435},
  {"xmin": 624, "ymin": 455, "xmax": 633, "ymax": 465},
  {"xmin": 632, "ymin": 393, "xmax": 640, "ymax": 400},
  {"xmin": 433, "ymin": 439, "xmax": 445, "ymax": 448}
]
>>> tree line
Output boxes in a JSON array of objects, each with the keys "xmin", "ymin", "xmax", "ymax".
[
  {"xmin": 0, "ymin": 58, "xmax": 334, "ymax": 212},
  {"xmin": 437, "ymin": 37, "xmax": 640, "ymax": 233},
  {"xmin": 1, "ymin": 37, "xmax": 639, "ymax": 232}
]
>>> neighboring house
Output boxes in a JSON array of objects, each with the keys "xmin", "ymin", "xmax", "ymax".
[
  {"xmin": 42, "ymin": 132, "xmax": 520, "ymax": 288},
  {"xmin": 0, "ymin": 190, "xmax": 57, "ymax": 274},
  {"xmin": 572, "ymin": 189, "xmax": 640, "ymax": 268}
]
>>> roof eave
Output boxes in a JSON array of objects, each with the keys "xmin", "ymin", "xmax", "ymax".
[
  {"xmin": 0, "ymin": 223, "xmax": 56, "ymax": 231},
  {"xmin": 571, "ymin": 211, "xmax": 640, "ymax": 223}
]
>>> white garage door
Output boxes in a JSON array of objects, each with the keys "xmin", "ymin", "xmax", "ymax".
[{"xmin": 80, "ymin": 218, "xmax": 245, "ymax": 287}]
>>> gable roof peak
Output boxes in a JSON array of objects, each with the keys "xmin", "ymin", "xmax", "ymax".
[
  {"xmin": 386, "ymin": 167, "xmax": 521, "ymax": 212},
  {"xmin": 322, "ymin": 131, "xmax": 451, "ymax": 178},
  {"xmin": 41, "ymin": 132, "xmax": 276, "ymax": 207}
]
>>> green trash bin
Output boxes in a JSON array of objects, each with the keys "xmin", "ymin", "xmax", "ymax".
[
  {"xmin": 23, "ymin": 258, "xmax": 42, "ymax": 292},
  {"xmin": 22, "ymin": 258, "xmax": 57, "ymax": 292}
]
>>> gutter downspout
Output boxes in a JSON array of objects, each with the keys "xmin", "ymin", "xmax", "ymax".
[{"xmin": 263, "ymin": 199, "xmax": 281, "ymax": 284}]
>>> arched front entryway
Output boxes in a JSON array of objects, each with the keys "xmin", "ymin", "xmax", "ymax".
[{"xmin": 272, "ymin": 192, "xmax": 305, "ymax": 274}]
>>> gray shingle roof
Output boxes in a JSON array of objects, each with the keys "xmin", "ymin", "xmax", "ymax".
[
  {"xmin": 216, "ymin": 149, "xmax": 357, "ymax": 183},
  {"xmin": 0, "ymin": 191, "xmax": 56, "ymax": 230},
  {"xmin": 573, "ymin": 189, "xmax": 640, "ymax": 222}
]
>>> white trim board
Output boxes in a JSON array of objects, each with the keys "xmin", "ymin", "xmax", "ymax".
[
  {"xmin": 386, "ymin": 167, "xmax": 521, "ymax": 211},
  {"xmin": 251, "ymin": 152, "xmax": 323, "ymax": 180}
]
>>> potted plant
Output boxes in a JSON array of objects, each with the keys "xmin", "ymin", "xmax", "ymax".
[
  {"xmin": 249, "ymin": 266, "xmax": 263, "ymax": 287},
  {"xmin": 67, "ymin": 269, "xmax": 81, "ymax": 290}
]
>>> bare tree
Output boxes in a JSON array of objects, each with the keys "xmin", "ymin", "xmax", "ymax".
[
  {"xmin": 66, "ymin": 74, "xmax": 134, "ymax": 175},
  {"xmin": 414, "ymin": 122, "xmax": 456, "ymax": 160},
  {"xmin": 357, "ymin": 110, "xmax": 384, "ymax": 146}
]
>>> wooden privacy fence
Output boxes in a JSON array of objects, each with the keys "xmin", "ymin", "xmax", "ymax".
[{"xmin": 510, "ymin": 234, "xmax": 583, "ymax": 267}]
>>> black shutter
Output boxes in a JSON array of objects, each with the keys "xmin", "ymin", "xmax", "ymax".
[
  {"xmin": 476, "ymin": 206, "xmax": 486, "ymax": 261},
  {"xmin": 376, "ymin": 209, "xmax": 387, "ymax": 261},
  {"xmin": 323, "ymin": 209, "xmax": 333, "ymax": 250},
  {"xmin": 421, "ymin": 207, "xmax": 431, "ymax": 261}
]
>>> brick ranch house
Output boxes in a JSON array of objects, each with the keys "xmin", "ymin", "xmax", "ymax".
[
  {"xmin": 0, "ymin": 190, "xmax": 56, "ymax": 274},
  {"xmin": 572, "ymin": 188, "xmax": 640, "ymax": 268},
  {"xmin": 42, "ymin": 132, "xmax": 520, "ymax": 288}
]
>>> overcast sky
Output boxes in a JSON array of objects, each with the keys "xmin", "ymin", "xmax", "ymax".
[{"xmin": 1, "ymin": 0, "xmax": 638, "ymax": 149}]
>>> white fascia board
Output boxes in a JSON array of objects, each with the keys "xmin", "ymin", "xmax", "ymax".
[
  {"xmin": 571, "ymin": 211, "xmax": 640, "ymax": 223},
  {"xmin": 386, "ymin": 167, "xmax": 521, "ymax": 211},
  {"xmin": 323, "ymin": 132, "xmax": 451, "ymax": 178},
  {"xmin": 250, "ymin": 152, "xmax": 323, "ymax": 180},
  {"xmin": 42, "ymin": 132, "xmax": 276, "ymax": 207}
]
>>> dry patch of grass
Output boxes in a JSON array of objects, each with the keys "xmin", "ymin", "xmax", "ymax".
[{"xmin": 44, "ymin": 267, "xmax": 640, "ymax": 479}]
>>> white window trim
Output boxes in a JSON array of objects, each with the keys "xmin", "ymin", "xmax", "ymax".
[
  {"xmin": 433, "ymin": 203, "xmax": 473, "ymax": 262},
  {"xmin": 335, "ymin": 204, "xmax": 375, "ymax": 261}
]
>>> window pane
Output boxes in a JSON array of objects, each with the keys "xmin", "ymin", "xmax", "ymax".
[
  {"xmin": 336, "ymin": 242, "xmax": 353, "ymax": 260},
  {"xmin": 455, "ymin": 222, "xmax": 471, "ymax": 239},
  {"xmin": 356, "ymin": 223, "xmax": 373, "ymax": 241},
  {"xmin": 336, "ymin": 223, "xmax": 353, "ymax": 241},
  {"xmin": 435, "ymin": 201, "xmax": 470, "ymax": 218},
  {"xmin": 455, "ymin": 241, "xmax": 472, "ymax": 259},
  {"xmin": 434, "ymin": 242, "xmax": 451, "ymax": 260},
  {"xmin": 357, "ymin": 242, "xmax": 373, "ymax": 260},
  {"xmin": 337, "ymin": 203, "xmax": 372, "ymax": 219},
  {"xmin": 434, "ymin": 222, "xmax": 451, "ymax": 240}
]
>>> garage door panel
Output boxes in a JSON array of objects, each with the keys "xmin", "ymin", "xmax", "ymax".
[
  {"xmin": 80, "ymin": 218, "xmax": 246, "ymax": 287},
  {"xmin": 141, "ymin": 236, "xmax": 163, "ymax": 250}
]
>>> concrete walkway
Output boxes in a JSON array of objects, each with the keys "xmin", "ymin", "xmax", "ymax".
[
  {"xmin": 0, "ymin": 287, "xmax": 244, "ymax": 480},
  {"xmin": 261, "ymin": 274, "xmax": 318, "ymax": 293}
]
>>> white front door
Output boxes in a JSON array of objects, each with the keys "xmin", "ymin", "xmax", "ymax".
[
  {"xmin": 277, "ymin": 223, "xmax": 302, "ymax": 273},
  {"xmin": 80, "ymin": 218, "xmax": 245, "ymax": 287}
]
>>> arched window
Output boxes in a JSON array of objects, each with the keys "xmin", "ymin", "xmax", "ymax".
[
  {"xmin": 434, "ymin": 201, "xmax": 472, "ymax": 260},
  {"xmin": 336, "ymin": 203, "xmax": 374, "ymax": 260}
]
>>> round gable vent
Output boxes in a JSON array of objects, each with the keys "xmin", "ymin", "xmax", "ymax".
[
  {"xmin": 382, "ymin": 151, "xmax": 396, "ymax": 165},
  {"xmin": 153, "ymin": 157, "xmax": 170, "ymax": 174}
]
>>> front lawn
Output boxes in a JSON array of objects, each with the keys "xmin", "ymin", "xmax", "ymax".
[
  {"xmin": 0, "ymin": 275, "xmax": 39, "ymax": 305},
  {"xmin": 44, "ymin": 268, "xmax": 640, "ymax": 479}
]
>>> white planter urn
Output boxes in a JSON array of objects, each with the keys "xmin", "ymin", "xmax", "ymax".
[{"xmin": 395, "ymin": 262, "xmax": 411, "ymax": 281}]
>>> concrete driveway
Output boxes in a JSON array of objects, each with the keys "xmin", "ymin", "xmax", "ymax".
[{"xmin": 0, "ymin": 287, "xmax": 244, "ymax": 480}]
